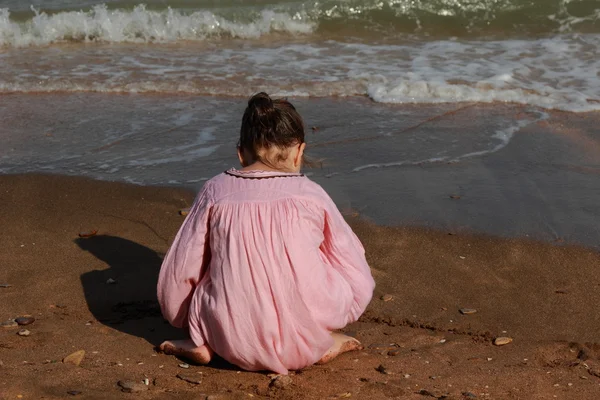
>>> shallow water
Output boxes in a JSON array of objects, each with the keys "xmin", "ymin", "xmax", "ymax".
[
  {"xmin": 1, "ymin": 94, "xmax": 599, "ymax": 248},
  {"xmin": 1, "ymin": 0, "xmax": 599, "ymax": 111}
]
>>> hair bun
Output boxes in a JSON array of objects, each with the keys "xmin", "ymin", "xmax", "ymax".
[{"xmin": 248, "ymin": 92, "xmax": 275, "ymax": 119}]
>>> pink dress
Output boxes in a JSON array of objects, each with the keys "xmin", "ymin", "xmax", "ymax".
[{"xmin": 157, "ymin": 169, "xmax": 375, "ymax": 374}]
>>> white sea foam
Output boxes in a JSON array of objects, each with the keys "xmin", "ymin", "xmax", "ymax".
[
  {"xmin": 1, "ymin": 33, "xmax": 599, "ymax": 112},
  {"xmin": 0, "ymin": 4, "xmax": 314, "ymax": 47}
]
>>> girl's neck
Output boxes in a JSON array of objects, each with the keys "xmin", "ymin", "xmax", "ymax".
[{"xmin": 240, "ymin": 160, "xmax": 299, "ymax": 174}]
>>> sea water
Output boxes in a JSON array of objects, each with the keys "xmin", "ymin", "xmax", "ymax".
[{"xmin": 0, "ymin": 0, "xmax": 599, "ymax": 245}]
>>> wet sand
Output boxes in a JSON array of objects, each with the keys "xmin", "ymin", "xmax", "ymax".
[{"xmin": 1, "ymin": 174, "xmax": 599, "ymax": 399}]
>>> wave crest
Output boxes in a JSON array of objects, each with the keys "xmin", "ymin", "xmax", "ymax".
[{"xmin": 0, "ymin": 4, "xmax": 315, "ymax": 47}]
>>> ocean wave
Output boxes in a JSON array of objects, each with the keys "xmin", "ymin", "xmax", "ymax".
[
  {"xmin": 1, "ymin": 78, "xmax": 598, "ymax": 112},
  {"xmin": 0, "ymin": 4, "xmax": 314, "ymax": 47},
  {"xmin": 0, "ymin": 0, "xmax": 599, "ymax": 47}
]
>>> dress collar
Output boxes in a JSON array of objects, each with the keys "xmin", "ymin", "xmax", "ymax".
[{"xmin": 225, "ymin": 168, "xmax": 304, "ymax": 179}]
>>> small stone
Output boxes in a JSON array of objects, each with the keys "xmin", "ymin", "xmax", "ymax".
[
  {"xmin": 269, "ymin": 375, "xmax": 292, "ymax": 390},
  {"xmin": 178, "ymin": 363, "xmax": 190, "ymax": 369},
  {"xmin": 78, "ymin": 230, "xmax": 98, "ymax": 238},
  {"xmin": 1, "ymin": 319, "xmax": 18, "ymax": 329},
  {"xmin": 177, "ymin": 373, "xmax": 202, "ymax": 384},
  {"xmin": 439, "ymin": 339, "xmax": 447, "ymax": 344},
  {"xmin": 462, "ymin": 391, "xmax": 477, "ymax": 398},
  {"xmin": 67, "ymin": 390, "xmax": 82, "ymax": 396},
  {"xmin": 381, "ymin": 294, "xmax": 393, "ymax": 302},
  {"xmin": 337, "ymin": 393, "xmax": 351, "ymax": 398},
  {"xmin": 459, "ymin": 308, "xmax": 477, "ymax": 315},
  {"xmin": 577, "ymin": 349, "xmax": 589, "ymax": 361},
  {"xmin": 179, "ymin": 208, "xmax": 191, "ymax": 216},
  {"xmin": 368, "ymin": 343, "xmax": 397, "ymax": 350},
  {"xmin": 15, "ymin": 316, "xmax": 35, "ymax": 326},
  {"xmin": 449, "ymin": 194, "xmax": 461, "ymax": 199},
  {"xmin": 493, "ymin": 337, "xmax": 513, "ymax": 346},
  {"xmin": 63, "ymin": 350, "xmax": 85, "ymax": 366},
  {"xmin": 387, "ymin": 349, "xmax": 401, "ymax": 357},
  {"xmin": 0, "ymin": 283, "xmax": 11, "ymax": 288},
  {"xmin": 375, "ymin": 364, "xmax": 390, "ymax": 374},
  {"xmin": 17, "ymin": 329, "xmax": 30, "ymax": 337},
  {"xmin": 106, "ymin": 278, "xmax": 117, "ymax": 284},
  {"xmin": 118, "ymin": 380, "xmax": 148, "ymax": 393},
  {"xmin": 143, "ymin": 378, "xmax": 149, "ymax": 385},
  {"xmin": 418, "ymin": 389, "xmax": 436, "ymax": 397}
]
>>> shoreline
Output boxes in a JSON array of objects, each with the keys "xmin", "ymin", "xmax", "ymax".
[
  {"xmin": 1, "ymin": 173, "xmax": 599, "ymax": 399},
  {"xmin": 2, "ymin": 95, "xmax": 599, "ymax": 249}
]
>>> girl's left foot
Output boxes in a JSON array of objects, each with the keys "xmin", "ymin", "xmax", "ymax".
[
  {"xmin": 159, "ymin": 339, "xmax": 213, "ymax": 364},
  {"xmin": 316, "ymin": 332, "xmax": 363, "ymax": 365}
]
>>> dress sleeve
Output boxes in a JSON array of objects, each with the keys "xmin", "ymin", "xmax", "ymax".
[
  {"xmin": 157, "ymin": 183, "xmax": 212, "ymax": 328},
  {"xmin": 320, "ymin": 193, "xmax": 375, "ymax": 324}
]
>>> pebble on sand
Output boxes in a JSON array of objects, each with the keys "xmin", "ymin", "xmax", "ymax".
[
  {"xmin": 493, "ymin": 337, "xmax": 513, "ymax": 346},
  {"xmin": 387, "ymin": 349, "xmax": 401, "ymax": 357},
  {"xmin": 106, "ymin": 278, "xmax": 117, "ymax": 284},
  {"xmin": 269, "ymin": 375, "xmax": 292, "ymax": 390},
  {"xmin": 78, "ymin": 230, "xmax": 98, "ymax": 238},
  {"xmin": 0, "ymin": 283, "xmax": 12, "ymax": 288},
  {"xmin": 459, "ymin": 308, "xmax": 477, "ymax": 315},
  {"xmin": 179, "ymin": 208, "xmax": 191, "ymax": 216},
  {"xmin": 118, "ymin": 380, "xmax": 149, "ymax": 393},
  {"xmin": 15, "ymin": 316, "xmax": 35, "ymax": 326},
  {"xmin": 380, "ymin": 294, "xmax": 393, "ymax": 302},
  {"xmin": 178, "ymin": 363, "xmax": 190, "ymax": 369},
  {"xmin": 17, "ymin": 329, "xmax": 30, "ymax": 337},
  {"xmin": 177, "ymin": 373, "xmax": 202, "ymax": 385},
  {"xmin": 418, "ymin": 389, "xmax": 436, "ymax": 397},
  {"xmin": 63, "ymin": 350, "xmax": 86, "ymax": 366},
  {"xmin": 1, "ymin": 319, "xmax": 18, "ymax": 329},
  {"xmin": 375, "ymin": 364, "xmax": 390, "ymax": 375},
  {"xmin": 368, "ymin": 343, "xmax": 398, "ymax": 350},
  {"xmin": 67, "ymin": 390, "xmax": 82, "ymax": 396}
]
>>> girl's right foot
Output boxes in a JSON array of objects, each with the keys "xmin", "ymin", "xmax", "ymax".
[
  {"xmin": 158, "ymin": 339, "xmax": 213, "ymax": 364},
  {"xmin": 316, "ymin": 332, "xmax": 363, "ymax": 365}
]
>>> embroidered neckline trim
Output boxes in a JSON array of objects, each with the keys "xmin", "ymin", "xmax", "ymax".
[{"xmin": 225, "ymin": 168, "xmax": 304, "ymax": 179}]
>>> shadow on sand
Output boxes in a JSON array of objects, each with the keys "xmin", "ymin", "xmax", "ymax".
[
  {"xmin": 75, "ymin": 234, "xmax": 237, "ymax": 370},
  {"xmin": 76, "ymin": 234, "xmax": 183, "ymax": 347}
]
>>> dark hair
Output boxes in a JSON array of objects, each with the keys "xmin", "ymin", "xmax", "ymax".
[{"xmin": 239, "ymin": 92, "xmax": 305, "ymax": 163}]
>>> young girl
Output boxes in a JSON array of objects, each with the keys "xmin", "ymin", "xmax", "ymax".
[{"xmin": 157, "ymin": 92, "xmax": 375, "ymax": 374}]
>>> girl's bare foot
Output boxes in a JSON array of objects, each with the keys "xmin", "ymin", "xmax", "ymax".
[
  {"xmin": 158, "ymin": 339, "xmax": 214, "ymax": 364},
  {"xmin": 316, "ymin": 332, "xmax": 363, "ymax": 365}
]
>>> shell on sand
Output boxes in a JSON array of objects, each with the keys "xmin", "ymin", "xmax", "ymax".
[
  {"xmin": 493, "ymin": 337, "xmax": 513, "ymax": 346},
  {"xmin": 1, "ymin": 320, "xmax": 17, "ymax": 329},
  {"xmin": 63, "ymin": 350, "xmax": 85, "ymax": 366},
  {"xmin": 381, "ymin": 294, "xmax": 393, "ymax": 302}
]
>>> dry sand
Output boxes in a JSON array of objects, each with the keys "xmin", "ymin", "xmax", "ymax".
[{"xmin": 1, "ymin": 174, "xmax": 599, "ymax": 399}]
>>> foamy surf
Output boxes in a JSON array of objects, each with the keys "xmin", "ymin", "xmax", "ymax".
[
  {"xmin": 0, "ymin": 4, "xmax": 314, "ymax": 47},
  {"xmin": 2, "ymin": 34, "xmax": 599, "ymax": 112}
]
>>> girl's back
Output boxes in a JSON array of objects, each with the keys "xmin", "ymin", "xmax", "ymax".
[{"xmin": 157, "ymin": 93, "xmax": 374, "ymax": 374}]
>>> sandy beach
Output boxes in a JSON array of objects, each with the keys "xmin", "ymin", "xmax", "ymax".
[{"xmin": 1, "ymin": 173, "xmax": 599, "ymax": 399}]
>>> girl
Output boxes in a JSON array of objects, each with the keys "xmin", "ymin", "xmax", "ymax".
[{"xmin": 157, "ymin": 92, "xmax": 375, "ymax": 374}]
